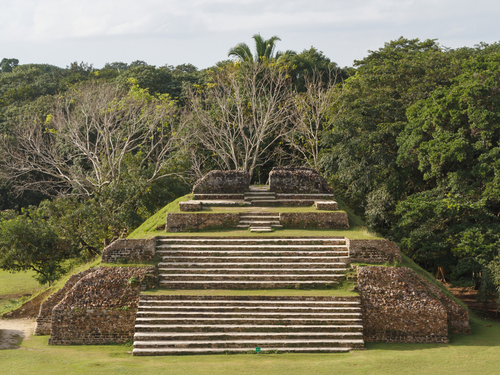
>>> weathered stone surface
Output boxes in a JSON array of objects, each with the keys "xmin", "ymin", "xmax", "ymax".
[
  {"xmin": 49, "ymin": 266, "xmax": 155, "ymax": 345},
  {"xmin": 166, "ymin": 213, "xmax": 240, "ymax": 232},
  {"xmin": 34, "ymin": 268, "xmax": 95, "ymax": 336},
  {"xmin": 193, "ymin": 170, "xmax": 250, "ymax": 194},
  {"xmin": 280, "ymin": 212, "xmax": 349, "ymax": 229},
  {"xmin": 358, "ymin": 266, "xmax": 470, "ymax": 343},
  {"xmin": 269, "ymin": 167, "xmax": 333, "ymax": 194},
  {"xmin": 347, "ymin": 239, "xmax": 402, "ymax": 264},
  {"xmin": 315, "ymin": 201, "xmax": 339, "ymax": 210},
  {"xmin": 179, "ymin": 200, "xmax": 202, "ymax": 212},
  {"xmin": 101, "ymin": 238, "xmax": 156, "ymax": 263}
]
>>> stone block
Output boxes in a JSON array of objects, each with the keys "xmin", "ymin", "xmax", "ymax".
[
  {"xmin": 269, "ymin": 167, "xmax": 333, "ymax": 194},
  {"xmin": 179, "ymin": 200, "xmax": 202, "ymax": 211},
  {"xmin": 166, "ymin": 213, "xmax": 240, "ymax": 232},
  {"xmin": 101, "ymin": 238, "xmax": 156, "ymax": 263},
  {"xmin": 347, "ymin": 239, "xmax": 402, "ymax": 264},
  {"xmin": 193, "ymin": 170, "xmax": 250, "ymax": 194},
  {"xmin": 279, "ymin": 212, "xmax": 349, "ymax": 229},
  {"xmin": 315, "ymin": 201, "xmax": 338, "ymax": 210}
]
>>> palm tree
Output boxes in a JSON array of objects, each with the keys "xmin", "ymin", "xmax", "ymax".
[{"xmin": 228, "ymin": 34, "xmax": 281, "ymax": 62}]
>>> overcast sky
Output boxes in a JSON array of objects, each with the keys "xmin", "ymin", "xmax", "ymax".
[{"xmin": 1, "ymin": 0, "xmax": 499, "ymax": 70}]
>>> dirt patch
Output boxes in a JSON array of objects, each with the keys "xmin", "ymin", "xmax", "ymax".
[{"xmin": 0, "ymin": 318, "xmax": 35, "ymax": 350}]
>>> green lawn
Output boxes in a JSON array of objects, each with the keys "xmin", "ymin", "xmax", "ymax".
[
  {"xmin": 0, "ymin": 314, "xmax": 498, "ymax": 375},
  {"xmin": 0, "ymin": 269, "xmax": 44, "ymax": 313}
]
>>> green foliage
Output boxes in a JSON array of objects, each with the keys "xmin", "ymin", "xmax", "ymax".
[{"xmin": 0, "ymin": 206, "xmax": 76, "ymax": 285}]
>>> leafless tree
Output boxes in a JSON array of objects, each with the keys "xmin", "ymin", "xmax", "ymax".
[
  {"xmin": 187, "ymin": 62, "xmax": 294, "ymax": 178},
  {"xmin": 287, "ymin": 68, "xmax": 344, "ymax": 170},
  {"xmin": 0, "ymin": 81, "xmax": 187, "ymax": 197}
]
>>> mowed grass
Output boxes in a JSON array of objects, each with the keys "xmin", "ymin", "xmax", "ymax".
[
  {"xmin": 0, "ymin": 314, "xmax": 498, "ymax": 375},
  {"xmin": 0, "ymin": 269, "xmax": 44, "ymax": 312}
]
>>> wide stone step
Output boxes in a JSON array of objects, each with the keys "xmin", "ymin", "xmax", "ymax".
[
  {"xmin": 239, "ymin": 215, "xmax": 280, "ymax": 220},
  {"xmin": 158, "ymin": 281, "xmax": 343, "ymax": 289},
  {"xmin": 157, "ymin": 268, "xmax": 348, "ymax": 274},
  {"xmin": 159, "ymin": 256, "xmax": 350, "ymax": 263},
  {"xmin": 134, "ymin": 324, "xmax": 363, "ymax": 333},
  {"xmin": 155, "ymin": 238, "xmax": 346, "ymax": 245},
  {"xmin": 139, "ymin": 303, "xmax": 361, "ymax": 314},
  {"xmin": 158, "ymin": 274, "xmax": 345, "ymax": 282},
  {"xmin": 137, "ymin": 306, "xmax": 361, "ymax": 318},
  {"xmin": 157, "ymin": 244, "xmax": 347, "ymax": 250},
  {"xmin": 133, "ymin": 347, "xmax": 353, "ymax": 355},
  {"xmin": 134, "ymin": 332, "xmax": 363, "ymax": 342},
  {"xmin": 158, "ymin": 251, "xmax": 349, "ymax": 258},
  {"xmin": 157, "ymin": 262, "xmax": 349, "ymax": 268},
  {"xmin": 136, "ymin": 311, "xmax": 361, "ymax": 320},
  {"xmin": 239, "ymin": 220, "xmax": 280, "ymax": 225},
  {"xmin": 250, "ymin": 227, "xmax": 273, "ymax": 232},
  {"xmin": 139, "ymin": 298, "xmax": 360, "ymax": 306},
  {"xmin": 133, "ymin": 338, "xmax": 364, "ymax": 349}
]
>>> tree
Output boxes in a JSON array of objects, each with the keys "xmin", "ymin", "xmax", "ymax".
[
  {"xmin": 321, "ymin": 37, "xmax": 465, "ymax": 232},
  {"xmin": 286, "ymin": 68, "xmax": 343, "ymax": 170},
  {"xmin": 0, "ymin": 80, "xmax": 187, "ymax": 198},
  {"xmin": 0, "ymin": 206, "xmax": 74, "ymax": 285},
  {"xmin": 187, "ymin": 61, "xmax": 293, "ymax": 178},
  {"xmin": 0, "ymin": 58, "xmax": 19, "ymax": 73},
  {"xmin": 228, "ymin": 34, "xmax": 281, "ymax": 62}
]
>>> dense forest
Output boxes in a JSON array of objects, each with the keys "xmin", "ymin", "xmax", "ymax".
[{"xmin": 0, "ymin": 36, "xmax": 499, "ymax": 305}]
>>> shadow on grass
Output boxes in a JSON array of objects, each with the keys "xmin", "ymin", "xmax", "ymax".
[{"xmin": 364, "ymin": 312, "xmax": 500, "ymax": 351}]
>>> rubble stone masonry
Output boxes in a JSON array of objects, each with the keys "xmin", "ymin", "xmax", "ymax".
[
  {"xmin": 101, "ymin": 238, "xmax": 156, "ymax": 263},
  {"xmin": 166, "ymin": 213, "xmax": 240, "ymax": 232},
  {"xmin": 193, "ymin": 170, "xmax": 250, "ymax": 194},
  {"xmin": 347, "ymin": 239, "xmax": 403, "ymax": 264},
  {"xmin": 357, "ymin": 266, "xmax": 470, "ymax": 343},
  {"xmin": 269, "ymin": 167, "xmax": 334, "ymax": 194},
  {"xmin": 48, "ymin": 266, "xmax": 154, "ymax": 345}
]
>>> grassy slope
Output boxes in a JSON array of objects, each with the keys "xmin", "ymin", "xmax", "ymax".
[
  {"xmin": 0, "ymin": 269, "xmax": 43, "ymax": 313},
  {"xmin": 0, "ymin": 313, "xmax": 497, "ymax": 375},
  {"xmin": 128, "ymin": 194, "xmax": 380, "ymax": 240},
  {"xmin": 0, "ymin": 259, "xmax": 101, "ymax": 316}
]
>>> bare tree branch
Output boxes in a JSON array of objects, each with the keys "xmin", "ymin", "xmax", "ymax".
[{"xmin": 0, "ymin": 81, "xmax": 187, "ymax": 197}]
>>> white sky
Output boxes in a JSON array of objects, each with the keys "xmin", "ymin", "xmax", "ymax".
[{"xmin": 0, "ymin": 0, "xmax": 499, "ymax": 69}]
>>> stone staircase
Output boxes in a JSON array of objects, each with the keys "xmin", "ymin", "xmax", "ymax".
[
  {"xmin": 133, "ymin": 295, "xmax": 364, "ymax": 355},
  {"xmin": 243, "ymin": 186, "xmax": 277, "ymax": 206},
  {"xmin": 133, "ymin": 236, "xmax": 364, "ymax": 355},
  {"xmin": 237, "ymin": 212, "xmax": 282, "ymax": 232},
  {"xmin": 155, "ymin": 237, "xmax": 350, "ymax": 289}
]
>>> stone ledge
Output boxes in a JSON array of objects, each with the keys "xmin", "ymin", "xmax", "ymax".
[
  {"xmin": 347, "ymin": 239, "xmax": 402, "ymax": 264},
  {"xmin": 315, "ymin": 201, "xmax": 339, "ymax": 210},
  {"xmin": 179, "ymin": 200, "xmax": 202, "ymax": 212},
  {"xmin": 280, "ymin": 212, "xmax": 349, "ymax": 229},
  {"xmin": 193, "ymin": 170, "xmax": 250, "ymax": 194},
  {"xmin": 166, "ymin": 213, "xmax": 240, "ymax": 232},
  {"xmin": 358, "ymin": 266, "xmax": 470, "ymax": 343},
  {"xmin": 101, "ymin": 238, "xmax": 156, "ymax": 263}
]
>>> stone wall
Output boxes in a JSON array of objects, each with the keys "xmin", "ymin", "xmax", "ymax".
[
  {"xmin": 358, "ymin": 266, "xmax": 470, "ymax": 343},
  {"xmin": 49, "ymin": 309, "xmax": 137, "ymax": 345},
  {"xmin": 279, "ymin": 212, "xmax": 349, "ymax": 229},
  {"xmin": 49, "ymin": 266, "xmax": 154, "ymax": 345},
  {"xmin": 34, "ymin": 268, "xmax": 95, "ymax": 335},
  {"xmin": 101, "ymin": 238, "xmax": 156, "ymax": 263},
  {"xmin": 347, "ymin": 239, "xmax": 402, "ymax": 264},
  {"xmin": 193, "ymin": 170, "xmax": 250, "ymax": 194},
  {"xmin": 269, "ymin": 167, "xmax": 333, "ymax": 194},
  {"xmin": 166, "ymin": 213, "xmax": 240, "ymax": 232}
]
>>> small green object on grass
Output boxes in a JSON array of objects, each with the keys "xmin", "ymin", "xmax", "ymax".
[{"xmin": 256, "ymin": 347, "xmax": 261, "ymax": 354}]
